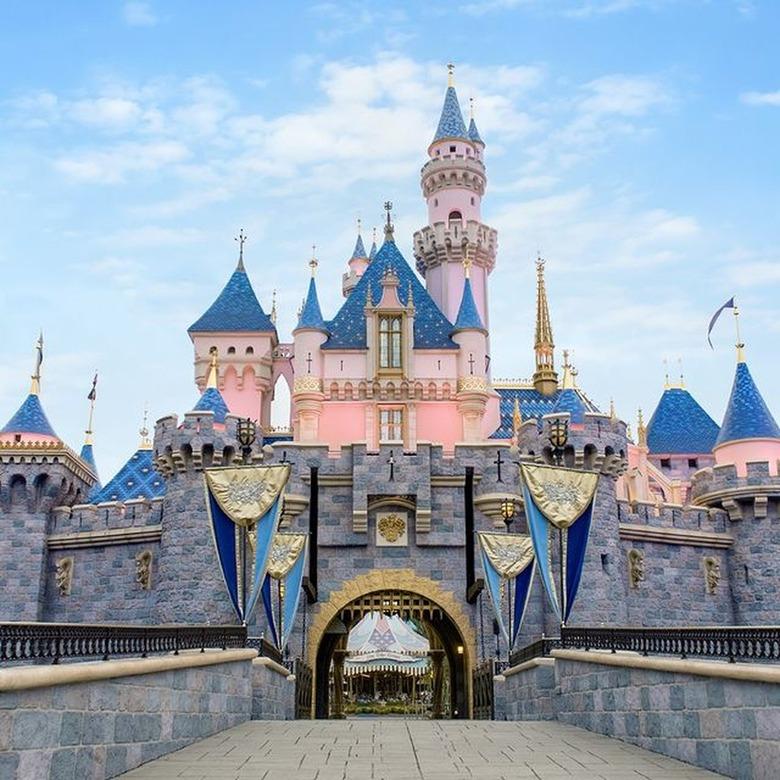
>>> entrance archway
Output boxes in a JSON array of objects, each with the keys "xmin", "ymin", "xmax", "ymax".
[{"xmin": 307, "ymin": 570, "xmax": 476, "ymax": 719}]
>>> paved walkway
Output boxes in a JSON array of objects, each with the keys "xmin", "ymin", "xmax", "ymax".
[{"xmin": 120, "ymin": 720, "xmax": 723, "ymax": 780}]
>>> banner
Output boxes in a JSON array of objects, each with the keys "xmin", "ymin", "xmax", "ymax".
[
  {"xmin": 262, "ymin": 532, "xmax": 308, "ymax": 651},
  {"xmin": 707, "ymin": 296, "xmax": 735, "ymax": 349},
  {"xmin": 519, "ymin": 463, "xmax": 598, "ymax": 624},
  {"xmin": 204, "ymin": 464, "xmax": 291, "ymax": 624},
  {"xmin": 477, "ymin": 532, "xmax": 535, "ymax": 647}
]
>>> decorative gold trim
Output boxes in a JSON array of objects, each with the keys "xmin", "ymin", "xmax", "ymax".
[
  {"xmin": 293, "ymin": 376, "xmax": 323, "ymax": 393},
  {"xmin": 377, "ymin": 513, "xmax": 406, "ymax": 543},
  {"xmin": 457, "ymin": 376, "xmax": 489, "ymax": 393}
]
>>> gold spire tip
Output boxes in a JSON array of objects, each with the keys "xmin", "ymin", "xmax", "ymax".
[
  {"xmin": 206, "ymin": 348, "xmax": 219, "ymax": 389},
  {"xmin": 462, "ymin": 255, "xmax": 472, "ymax": 279},
  {"xmin": 309, "ymin": 244, "xmax": 318, "ymax": 277},
  {"xmin": 139, "ymin": 405, "xmax": 151, "ymax": 450},
  {"xmin": 30, "ymin": 331, "xmax": 44, "ymax": 396}
]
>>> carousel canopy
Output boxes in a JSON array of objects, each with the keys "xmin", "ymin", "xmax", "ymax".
[{"xmin": 344, "ymin": 612, "xmax": 430, "ymax": 677}]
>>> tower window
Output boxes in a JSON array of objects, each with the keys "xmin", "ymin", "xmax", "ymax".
[
  {"xmin": 470, "ymin": 197, "xmax": 475, "ymax": 205},
  {"xmin": 448, "ymin": 210, "xmax": 462, "ymax": 222},
  {"xmin": 245, "ymin": 346, "xmax": 254, "ymax": 355},
  {"xmin": 688, "ymin": 458, "xmax": 698, "ymax": 469},
  {"xmin": 660, "ymin": 458, "xmax": 671, "ymax": 469},
  {"xmin": 379, "ymin": 408, "xmax": 403, "ymax": 442},
  {"xmin": 227, "ymin": 346, "xmax": 236, "ymax": 355},
  {"xmin": 449, "ymin": 145, "xmax": 456, "ymax": 153},
  {"xmin": 379, "ymin": 316, "xmax": 402, "ymax": 369}
]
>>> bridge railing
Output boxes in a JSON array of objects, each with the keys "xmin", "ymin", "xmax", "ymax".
[
  {"xmin": 0, "ymin": 622, "xmax": 246, "ymax": 664},
  {"xmin": 509, "ymin": 626, "xmax": 780, "ymax": 668}
]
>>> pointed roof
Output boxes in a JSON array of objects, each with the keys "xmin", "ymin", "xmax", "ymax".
[
  {"xmin": 323, "ymin": 240, "xmax": 457, "ymax": 350},
  {"xmin": 1, "ymin": 393, "xmax": 58, "ymax": 439},
  {"xmin": 188, "ymin": 262, "xmax": 275, "ymax": 333},
  {"xmin": 193, "ymin": 388, "xmax": 229, "ymax": 423},
  {"xmin": 453, "ymin": 278, "xmax": 485, "ymax": 332},
  {"xmin": 552, "ymin": 388, "xmax": 588, "ymax": 424},
  {"xmin": 79, "ymin": 442, "xmax": 98, "ymax": 472},
  {"xmin": 90, "ymin": 448, "xmax": 165, "ymax": 503},
  {"xmin": 369, "ymin": 241, "xmax": 377, "ymax": 261},
  {"xmin": 296, "ymin": 276, "xmax": 327, "ymax": 331},
  {"xmin": 432, "ymin": 86, "xmax": 469, "ymax": 144},
  {"xmin": 468, "ymin": 117, "xmax": 483, "ymax": 145},
  {"xmin": 716, "ymin": 362, "xmax": 780, "ymax": 446},
  {"xmin": 534, "ymin": 259, "xmax": 554, "ymax": 350},
  {"xmin": 351, "ymin": 234, "xmax": 368, "ymax": 260},
  {"xmin": 646, "ymin": 387, "xmax": 720, "ymax": 454}
]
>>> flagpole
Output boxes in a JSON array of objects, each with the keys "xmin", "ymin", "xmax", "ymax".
[
  {"xmin": 558, "ymin": 529, "xmax": 565, "ymax": 632},
  {"xmin": 733, "ymin": 300, "xmax": 746, "ymax": 362}
]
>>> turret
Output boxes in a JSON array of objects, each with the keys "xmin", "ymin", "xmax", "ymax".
[
  {"xmin": 342, "ymin": 223, "xmax": 370, "ymax": 297},
  {"xmin": 188, "ymin": 231, "xmax": 277, "ymax": 424},
  {"xmin": 292, "ymin": 251, "xmax": 328, "ymax": 443},
  {"xmin": 413, "ymin": 65, "xmax": 497, "ymax": 329},
  {"xmin": 192, "ymin": 348, "xmax": 230, "ymax": 424},
  {"xmin": 532, "ymin": 257, "xmax": 558, "ymax": 395}
]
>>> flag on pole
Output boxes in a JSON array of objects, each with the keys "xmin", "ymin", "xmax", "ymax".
[
  {"xmin": 87, "ymin": 373, "xmax": 98, "ymax": 401},
  {"xmin": 262, "ymin": 533, "xmax": 308, "ymax": 651},
  {"xmin": 707, "ymin": 297, "xmax": 735, "ymax": 349}
]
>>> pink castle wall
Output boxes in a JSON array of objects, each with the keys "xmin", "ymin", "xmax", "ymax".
[{"xmin": 714, "ymin": 439, "xmax": 780, "ymax": 477}]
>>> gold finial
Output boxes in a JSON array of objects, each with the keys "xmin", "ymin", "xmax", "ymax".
[
  {"xmin": 561, "ymin": 349, "xmax": 575, "ymax": 390},
  {"xmin": 383, "ymin": 201, "xmax": 394, "ymax": 241},
  {"xmin": 469, "ymin": 96, "xmax": 475, "ymax": 120},
  {"xmin": 309, "ymin": 244, "xmax": 318, "ymax": 277},
  {"xmin": 447, "ymin": 62, "xmax": 455, "ymax": 87},
  {"xmin": 30, "ymin": 331, "xmax": 44, "ymax": 396},
  {"xmin": 733, "ymin": 301, "xmax": 746, "ymax": 362},
  {"xmin": 206, "ymin": 348, "xmax": 218, "ymax": 389},
  {"xmin": 85, "ymin": 371, "xmax": 98, "ymax": 445},
  {"xmin": 139, "ymin": 405, "xmax": 152, "ymax": 450},
  {"xmin": 663, "ymin": 358, "xmax": 670, "ymax": 389},
  {"xmin": 235, "ymin": 229, "xmax": 248, "ymax": 271},
  {"xmin": 512, "ymin": 397, "xmax": 522, "ymax": 435},
  {"xmin": 637, "ymin": 407, "xmax": 647, "ymax": 448},
  {"xmin": 462, "ymin": 253, "xmax": 472, "ymax": 279},
  {"xmin": 270, "ymin": 289, "xmax": 277, "ymax": 325},
  {"xmin": 609, "ymin": 397, "xmax": 617, "ymax": 422},
  {"xmin": 677, "ymin": 357, "xmax": 685, "ymax": 389}
]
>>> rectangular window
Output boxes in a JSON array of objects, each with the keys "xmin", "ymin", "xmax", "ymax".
[
  {"xmin": 379, "ymin": 408, "xmax": 403, "ymax": 442},
  {"xmin": 660, "ymin": 458, "xmax": 671, "ymax": 469},
  {"xmin": 379, "ymin": 315, "xmax": 402, "ymax": 370},
  {"xmin": 688, "ymin": 458, "xmax": 698, "ymax": 469}
]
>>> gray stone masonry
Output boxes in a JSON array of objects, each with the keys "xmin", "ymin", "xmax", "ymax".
[{"xmin": 250, "ymin": 660, "xmax": 295, "ymax": 720}]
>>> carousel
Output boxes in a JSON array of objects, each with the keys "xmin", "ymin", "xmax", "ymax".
[{"xmin": 338, "ymin": 612, "xmax": 434, "ymax": 717}]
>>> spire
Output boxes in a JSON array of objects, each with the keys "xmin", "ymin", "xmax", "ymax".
[
  {"xmin": 512, "ymin": 398, "xmax": 522, "ymax": 436},
  {"xmin": 716, "ymin": 360, "xmax": 780, "ymax": 446},
  {"xmin": 609, "ymin": 398, "xmax": 618, "ymax": 423},
  {"xmin": 532, "ymin": 256, "xmax": 558, "ymax": 395},
  {"xmin": 561, "ymin": 349, "xmax": 575, "ymax": 390},
  {"xmin": 296, "ymin": 248, "xmax": 327, "ymax": 331},
  {"xmin": 383, "ymin": 201, "xmax": 395, "ymax": 243},
  {"xmin": 369, "ymin": 227, "xmax": 378, "ymax": 261},
  {"xmin": 138, "ymin": 406, "xmax": 152, "ymax": 450},
  {"xmin": 432, "ymin": 65, "xmax": 468, "ymax": 144},
  {"xmin": 30, "ymin": 332, "xmax": 43, "ymax": 396},
  {"xmin": 352, "ymin": 218, "xmax": 367, "ymax": 259},
  {"xmin": 235, "ymin": 228, "xmax": 247, "ymax": 272},
  {"xmin": 270, "ymin": 289, "xmax": 277, "ymax": 325},
  {"xmin": 194, "ymin": 350, "xmax": 230, "ymax": 424},
  {"xmin": 467, "ymin": 97, "xmax": 484, "ymax": 145},
  {"xmin": 637, "ymin": 408, "xmax": 647, "ymax": 447},
  {"xmin": 453, "ymin": 256, "xmax": 485, "ymax": 332}
]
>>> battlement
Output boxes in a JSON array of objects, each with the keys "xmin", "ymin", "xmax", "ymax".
[
  {"xmin": 617, "ymin": 497, "xmax": 727, "ymax": 533},
  {"xmin": 51, "ymin": 496, "xmax": 164, "ymax": 536},
  {"xmin": 153, "ymin": 411, "xmax": 271, "ymax": 478}
]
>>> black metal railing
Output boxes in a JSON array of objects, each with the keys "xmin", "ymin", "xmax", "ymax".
[
  {"xmin": 295, "ymin": 658, "xmax": 313, "ymax": 719},
  {"xmin": 0, "ymin": 623, "xmax": 246, "ymax": 664},
  {"xmin": 560, "ymin": 626, "xmax": 780, "ymax": 663},
  {"xmin": 246, "ymin": 635, "xmax": 284, "ymax": 666},
  {"xmin": 472, "ymin": 658, "xmax": 496, "ymax": 720},
  {"xmin": 509, "ymin": 637, "xmax": 561, "ymax": 668}
]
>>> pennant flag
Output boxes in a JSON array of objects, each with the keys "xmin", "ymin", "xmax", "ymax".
[
  {"xmin": 707, "ymin": 296, "xmax": 735, "ymax": 349},
  {"xmin": 204, "ymin": 464, "xmax": 291, "ymax": 624},
  {"xmin": 262, "ymin": 532, "xmax": 308, "ymax": 651},
  {"xmin": 87, "ymin": 372, "xmax": 98, "ymax": 401},
  {"xmin": 477, "ymin": 531, "xmax": 535, "ymax": 647},
  {"xmin": 519, "ymin": 463, "xmax": 599, "ymax": 624}
]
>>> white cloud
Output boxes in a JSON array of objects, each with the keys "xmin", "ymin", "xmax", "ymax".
[
  {"xmin": 741, "ymin": 90, "xmax": 780, "ymax": 107},
  {"xmin": 55, "ymin": 141, "xmax": 188, "ymax": 183},
  {"xmin": 68, "ymin": 97, "xmax": 143, "ymax": 128},
  {"xmin": 122, "ymin": 2, "xmax": 157, "ymax": 27}
]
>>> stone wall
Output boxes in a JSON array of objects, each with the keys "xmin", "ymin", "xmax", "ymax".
[
  {"xmin": 501, "ymin": 649, "xmax": 780, "ymax": 780},
  {"xmin": 0, "ymin": 650, "xmax": 257, "ymax": 779},
  {"xmin": 251, "ymin": 658, "xmax": 295, "ymax": 720}
]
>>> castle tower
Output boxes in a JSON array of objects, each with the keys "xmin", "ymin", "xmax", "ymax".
[
  {"xmin": 532, "ymin": 258, "xmax": 558, "ymax": 395},
  {"xmin": 342, "ymin": 223, "xmax": 370, "ymax": 297},
  {"xmin": 413, "ymin": 66, "xmax": 497, "ymax": 331},
  {"xmin": 0, "ymin": 336, "xmax": 96, "ymax": 620},
  {"xmin": 188, "ymin": 231, "xmax": 277, "ymax": 425},
  {"xmin": 292, "ymin": 252, "xmax": 328, "ymax": 442},
  {"xmin": 451, "ymin": 259, "xmax": 489, "ymax": 441}
]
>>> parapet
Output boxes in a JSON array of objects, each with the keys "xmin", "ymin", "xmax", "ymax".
[
  {"xmin": 51, "ymin": 496, "xmax": 164, "ymax": 536},
  {"xmin": 691, "ymin": 460, "xmax": 780, "ymax": 522}
]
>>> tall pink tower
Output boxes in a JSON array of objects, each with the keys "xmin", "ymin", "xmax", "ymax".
[{"xmin": 413, "ymin": 65, "xmax": 498, "ymax": 337}]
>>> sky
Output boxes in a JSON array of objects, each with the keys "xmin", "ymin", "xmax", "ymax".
[{"xmin": 1, "ymin": 0, "xmax": 778, "ymax": 479}]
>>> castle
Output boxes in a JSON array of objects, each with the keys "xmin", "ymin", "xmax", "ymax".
[{"xmin": 2, "ymin": 71, "xmax": 779, "ymax": 717}]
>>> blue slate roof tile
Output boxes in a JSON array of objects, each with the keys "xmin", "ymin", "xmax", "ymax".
[
  {"xmin": 193, "ymin": 387, "xmax": 229, "ymax": 424},
  {"xmin": 323, "ymin": 240, "xmax": 457, "ymax": 350},
  {"xmin": 646, "ymin": 388, "xmax": 720, "ymax": 454},
  {"xmin": 468, "ymin": 117, "xmax": 483, "ymax": 145},
  {"xmin": 552, "ymin": 388, "xmax": 588, "ymax": 425},
  {"xmin": 188, "ymin": 266, "xmax": 275, "ymax": 333},
  {"xmin": 369, "ymin": 241, "xmax": 378, "ymax": 261},
  {"xmin": 79, "ymin": 442, "xmax": 98, "ymax": 473},
  {"xmin": 432, "ymin": 86, "xmax": 468, "ymax": 143},
  {"xmin": 492, "ymin": 387, "xmax": 600, "ymax": 438},
  {"xmin": 1, "ymin": 393, "xmax": 58, "ymax": 438},
  {"xmin": 90, "ymin": 449, "xmax": 166, "ymax": 503},
  {"xmin": 352, "ymin": 234, "xmax": 368, "ymax": 259},
  {"xmin": 296, "ymin": 277, "xmax": 327, "ymax": 331},
  {"xmin": 716, "ymin": 362, "xmax": 780, "ymax": 446},
  {"xmin": 453, "ymin": 278, "xmax": 485, "ymax": 332}
]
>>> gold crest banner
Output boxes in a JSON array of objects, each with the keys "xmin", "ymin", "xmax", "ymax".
[
  {"xmin": 204, "ymin": 464, "xmax": 291, "ymax": 527},
  {"xmin": 519, "ymin": 463, "xmax": 598, "ymax": 529},
  {"xmin": 266, "ymin": 533, "xmax": 307, "ymax": 580},
  {"xmin": 477, "ymin": 532, "xmax": 534, "ymax": 578}
]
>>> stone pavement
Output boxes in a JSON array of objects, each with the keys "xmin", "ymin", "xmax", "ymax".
[{"xmin": 119, "ymin": 720, "xmax": 724, "ymax": 780}]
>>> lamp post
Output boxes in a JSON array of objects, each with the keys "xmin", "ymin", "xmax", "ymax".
[
  {"xmin": 236, "ymin": 417, "xmax": 258, "ymax": 623},
  {"xmin": 547, "ymin": 417, "xmax": 569, "ymax": 629},
  {"xmin": 499, "ymin": 497, "xmax": 516, "ymax": 657}
]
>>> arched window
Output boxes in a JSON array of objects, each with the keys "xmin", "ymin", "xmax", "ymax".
[
  {"xmin": 227, "ymin": 346, "xmax": 236, "ymax": 355},
  {"xmin": 379, "ymin": 316, "xmax": 402, "ymax": 369},
  {"xmin": 448, "ymin": 210, "xmax": 462, "ymax": 222},
  {"xmin": 245, "ymin": 346, "xmax": 254, "ymax": 355}
]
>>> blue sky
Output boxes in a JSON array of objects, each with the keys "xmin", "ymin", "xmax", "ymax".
[{"xmin": 1, "ymin": 0, "xmax": 778, "ymax": 479}]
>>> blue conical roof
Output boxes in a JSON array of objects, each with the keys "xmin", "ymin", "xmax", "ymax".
[
  {"xmin": 352, "ymin": 234, "xmax": 368, "ymax": 260},
  {"xmin": 296, "ymin": 277, "xmax": 327, "ymax": 331},
  {"xmin": 468, "ymin": 117, "xmax": 483, "ymax": 145},
  {"xmin": 1, "ymin": 393, "xmax": 58, "ymax": 438},
  {"xmin": 369, "ymin": 241, "xmax": 377, "ymax": 261},
  {"xmin": 552, "ymin": 388, "xmax": 588, "ymax": 425},
  {"xmin": 91, "ymin": 449, "xmax": 165, "ymax": 503},
  {"xmin": 716, "ymin": 362, "xmax": 780, "ymax": 446},
  {"xmin": 324, "ymin": 240, "xmax": 457, "ymax": 350},
  {"xmin": 80, "ymin": 442, "xmax": 98, "ymax": 471},
  {"xmin": 453, "ymin": 278, "xmax": 485, "ymax": 332},
  {"xmin": 193, "ymin": 387, "xmax": 229, "ymax": 423},
  {"xmin": 188, "ymin": 265, "xmax": 275, "ymax": 333},
  {"xmin": 646, "ymin": 387, "xmax": 720, "ymax": 454},
  {"xmin": 432, "ymin": 86, "xmax": 468, "ymax": 144}
]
